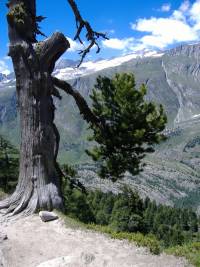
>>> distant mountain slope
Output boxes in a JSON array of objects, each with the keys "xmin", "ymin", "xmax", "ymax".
[{"xmin": 0, "ymin": 43, "xmax": 200, "ymax": 211}]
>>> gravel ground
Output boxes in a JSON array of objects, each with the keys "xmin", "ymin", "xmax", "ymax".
[{"xmin": 0, "ymin": 215, "xmax": 192, "ymax": 267}]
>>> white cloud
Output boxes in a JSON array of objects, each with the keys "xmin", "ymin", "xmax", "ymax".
[
  {"xmin": 189, "ymin": 1, "xmax": 200, "ymax": 30},
  {"xmin": 132, "ymin": 17, "xmax": 197, "ymax": 49},
  {"xmin": 172, "ymin": 10, "xmax": 185, "ymax": 21},
  {"xmin": 66, "ymin": 37, "xmax": 85, "ymax": 52},
  {"xmin": 102, "ymin": 37, "xmax": 153, "ymax": 55},
  {"xmin": 130, "ymin": 0, "xmax": 200, "ymax": 51},
  {"xmin": 140, "ymin": 35, "xmax": 167, "ymax": 49},
  {"xmin": 109, "ymin": 29, "xmax": 115, "ymax": 34},
  {"xmin": 3, "ymin": 56, "xmax": 10, "ymax": 61},
  {"xmin": 0, "ymin": 60, "xmax": 10, "ymax": 75},
  {"xmin": 179, "ymin": 0, "xmax": 190, "ymax": 12},
  {"xmin": 105, "ymin": 29, "xmax": 115, "ymax": 35},
  {"xmin": 161, "ymin": 3, "xmax": 171, "ymax": 12},
  {"xmin": 189, "ymin": 0, "xmax": 200, "ymax": 23},
  {"xmin": 66, "ymin": 37, "xmax": 98, "ymax": 54},
  {"xmin": 102, "ymin": 37, "xmax": 134, "ymax": 50}
]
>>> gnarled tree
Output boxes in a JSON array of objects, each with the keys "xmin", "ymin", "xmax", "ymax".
[{"xmin": 0, "ymin": 0, "xmax": 166, "ymax": 216}]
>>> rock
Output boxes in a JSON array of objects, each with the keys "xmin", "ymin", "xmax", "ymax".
[
  {"xmin": 39, "ymin": 211, "xmax": 58, "ymax": 222},
  {"xmin": 36, "ymin": 254, "xmax": 95, "ymax": 267},
  {"xmin": 36, "ymin": 256, "xmax": 76, "ymax": 267},
  {"xmin": 81, "ymin": 252, "xmax": 95, "ymax": 264}
]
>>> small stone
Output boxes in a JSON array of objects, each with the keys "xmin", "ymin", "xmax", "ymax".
[
  {"xmin": 0, "ymin": 232, "xmax": 8, "ymax": 242},
  {"xmin": 81, "ymin": 252, "xmax": 95, "ymax": 264},
  {"xmin": 39, "ymin": 211, "xmax": 58, "ymax": 222}
]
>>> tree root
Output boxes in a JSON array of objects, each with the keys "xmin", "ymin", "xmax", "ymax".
[
  {"xmin": 0, "ymin": 197, "xmax": 11, "ymax": 210},
  {"xmin": 0, "ymin": 185, "xmax": 35, "ymax": 216},
  {"xmin": 0, "ymin": 182, "xmax": 62, "ymax": 218}
]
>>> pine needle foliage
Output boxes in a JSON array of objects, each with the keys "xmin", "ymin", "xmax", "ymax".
[
  {"xmin": 87, "ymin": 73, "xmax": 167, "ymax": 181},
  {"xmin": 0, "ymin": 136, "xmax": 19, "ymax": 192}
]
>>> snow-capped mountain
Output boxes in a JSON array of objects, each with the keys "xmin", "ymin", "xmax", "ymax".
[{"xmin": 53, "ymin": 50, "xmax": 164, "ymax": 80}]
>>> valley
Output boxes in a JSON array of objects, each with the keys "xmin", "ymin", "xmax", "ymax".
[{"xmin": 0, "ymin": 43, "xmax": 200, "ymax": 212}]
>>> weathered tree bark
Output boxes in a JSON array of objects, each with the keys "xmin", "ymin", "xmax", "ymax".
[{"xmin": 0, "ymin": 0, "xmax": 69, "ymax": 215}]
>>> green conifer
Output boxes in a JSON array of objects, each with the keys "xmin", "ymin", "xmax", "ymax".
[{"xmin": 87, "ymin": 73, "xmax": 167, "ymax": 181}]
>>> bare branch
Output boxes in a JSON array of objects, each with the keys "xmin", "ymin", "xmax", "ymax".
[
  {"xmin": 52, "ymin": 87, "xmax": 62, "ymax": 99},
  {"xmin": 67, "ymin": 0, "xmax": 109, "ymax": 66},
  {"xmin": 52, "ymin": 76, "xmax": 100, "ymax": 125}
]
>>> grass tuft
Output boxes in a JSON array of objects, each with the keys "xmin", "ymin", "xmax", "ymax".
[{"xmin": 165, "ymin": 242, "xmax": 200, "ymax": 267}]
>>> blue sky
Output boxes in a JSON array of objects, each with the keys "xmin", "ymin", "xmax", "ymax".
[{"xmin": 0, "ymin": 0, "xmax": 200, "ymax": 73}]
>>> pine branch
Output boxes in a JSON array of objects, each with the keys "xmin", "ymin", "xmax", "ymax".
[{"xmin": 67, "ymin": 0, "xmax": 109, "ymax": 66}]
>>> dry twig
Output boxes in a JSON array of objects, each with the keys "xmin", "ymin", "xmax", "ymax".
[{"xmin": 68, "ymin": 0, "xmax": 109, "ymax": 66}]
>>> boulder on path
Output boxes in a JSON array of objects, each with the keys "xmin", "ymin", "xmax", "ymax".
[
  {"xmin": 36, "ymin": 253, "xmax": 96, "ymax": 267},
  {"xmin": 39, "ymin": 211, "xmax": 58, "ymax": 222}
]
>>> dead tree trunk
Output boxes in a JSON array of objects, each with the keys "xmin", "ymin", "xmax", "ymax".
[{"xmin": 0, "ymin": 0, "xmax": 69, "ymax": 215}]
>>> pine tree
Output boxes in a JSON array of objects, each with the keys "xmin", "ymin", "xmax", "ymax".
[
  {"xmin": 87, "ymin": 73, "xmax": 167, "ymax": 181},
  {"xmin": 0, "ymin": 136, "xmax": 19, "ymax": 193}
]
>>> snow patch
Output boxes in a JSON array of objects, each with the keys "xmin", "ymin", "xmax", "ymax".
[
  {"xmin": 193, "ymin": 114, "xmax": 200, "ymax": 118},
  {"xmin": 54, "ymin": 51, "xmax": 164, "ymax": 80},
  {"xmin": 1, "ymin": 79, "xmax": 11, "ymax": 84}
]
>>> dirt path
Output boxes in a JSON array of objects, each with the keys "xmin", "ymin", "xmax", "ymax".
[{"xmin": 0, "ymin": 215, "xmax": 192, "ymax": 267}]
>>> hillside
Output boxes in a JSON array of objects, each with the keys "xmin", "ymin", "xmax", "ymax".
[{"xmin": 0, "ymin": 43, "xmax": 200, "ymax": 210}]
